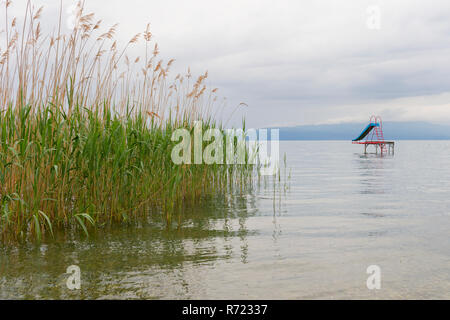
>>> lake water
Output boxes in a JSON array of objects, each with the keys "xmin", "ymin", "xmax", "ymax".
[{"xmin": 1, "ymin": 141, "xmax": 449, "ymax": 299}]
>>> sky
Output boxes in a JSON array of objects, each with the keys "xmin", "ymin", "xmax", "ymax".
[{"xmin": 5, "ymin": 0, "xmax": 450, "ymax": 128}]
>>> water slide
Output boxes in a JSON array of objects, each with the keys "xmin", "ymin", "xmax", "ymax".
[{"xmin": 352, "ymin": 123, "xmax": 380, "ymax": 141}]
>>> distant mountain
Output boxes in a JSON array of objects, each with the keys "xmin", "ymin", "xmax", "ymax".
[{"xmin": 275, "ymin": 122, "xmax": 450, "ymax": 140}]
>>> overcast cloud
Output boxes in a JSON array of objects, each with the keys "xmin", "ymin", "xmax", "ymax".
[{"xmin": 5, "ymin": 0, "xmax": 450, "ymax": 127}]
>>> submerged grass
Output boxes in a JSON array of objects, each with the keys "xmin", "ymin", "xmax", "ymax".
[{"xmin": 0, "ymin": 1, "xmax": 253, "ymax": 241}]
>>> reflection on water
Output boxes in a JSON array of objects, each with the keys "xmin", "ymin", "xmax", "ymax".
[
  {"xmin": 355, "ymin": 153, "xmax": 394, "ymax": 195},
  {"xmin": 0, "ymin": 194, "xmax": 258, "ymax": 299},
  {"xmin": 1, "ymin": 141, "xmax": 449, "ymax": 299}
]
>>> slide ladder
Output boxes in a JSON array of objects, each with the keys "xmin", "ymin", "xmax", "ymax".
[{"xmin": 370, "ymin": 116, "xmax": 387, "ymax": 153}]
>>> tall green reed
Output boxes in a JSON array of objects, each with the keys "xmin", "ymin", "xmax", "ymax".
[{"xmin": 0, "ymin": 1, "xmax": 253, "ymax": 241}]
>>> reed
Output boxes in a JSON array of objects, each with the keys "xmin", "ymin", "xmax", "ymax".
[{"xmin": 0, "ymin": 1, "xmax": 253, "ymax": 241}]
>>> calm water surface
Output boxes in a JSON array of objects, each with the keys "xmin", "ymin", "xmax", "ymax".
[{"xmin": 1, "ymin": 141, "xmax": 449, "ymax": 299}]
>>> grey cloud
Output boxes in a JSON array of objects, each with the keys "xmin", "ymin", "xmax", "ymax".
[{"xmin": 4, "ymin": 0, "xmax": 450, "ymax": 127}]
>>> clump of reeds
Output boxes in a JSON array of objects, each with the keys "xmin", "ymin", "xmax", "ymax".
[{"xmin": 0, "ymin": 1, "xmax": 253, "ymax": 242}]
